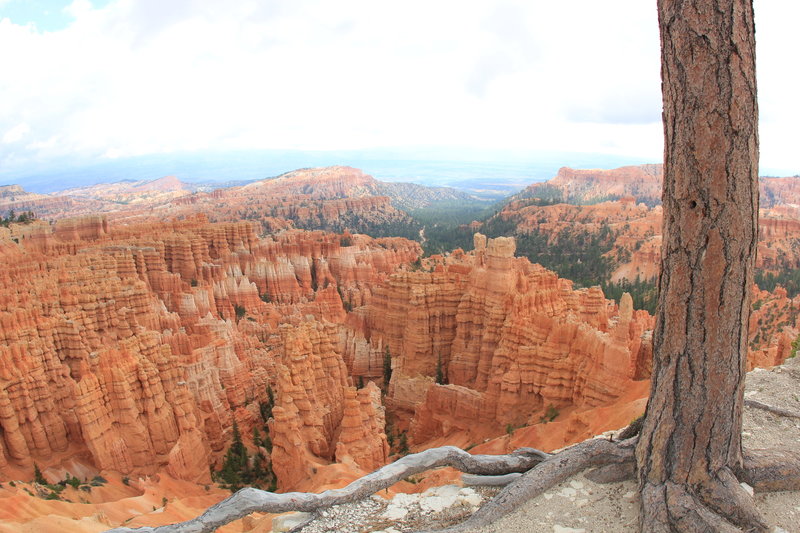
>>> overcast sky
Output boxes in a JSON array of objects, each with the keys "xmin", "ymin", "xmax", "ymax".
[{"xmin": 1, "ymin": 0, "xmax": 798, "ymax": 178}]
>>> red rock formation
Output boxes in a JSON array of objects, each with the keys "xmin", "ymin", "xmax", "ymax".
[
  {"xmin": 520, "ymin": 164, "xmax": 663, "ymax": 205},
  {"xmin": 362, "ymin": 234, "xmax": 654, "ymax": 445},
  {"xmin": 1, "ymin": 168, "xmax": 418, "ymax": 237},
  {"xmin": 152, "ymin": 167, "xmax": 416, "ymax": 236},
  {"xmin": 0, "ymin": 214, "xmax": 414, "ymax": 488},
  {"xmin": 518, "ymin": 165, "xmax": 800, "ymax": 209},
  {"xmin": 748, "ymin": 285, "xmax": 799, "ymax": 369},
  {"xmin": 334, "ymin": 382, "xmax": 389, "ymax": 473},
  {"xmin": 0, "ymin": 185, "xmax": 109, "ymax": 220},
  {"xmin": 267, "ymin": 321, "xmax": 389, "ymax": 490},
  {"xmin": 495, "ymin": 167, "xmax": 800, "ymax": 284},
  {"xmin": 760, "ymin": 176, "xmax": 800, "ymax": 208},
  {"xmin": 54, "ymin": 215, "xmax": 110, "ymax": 241}
]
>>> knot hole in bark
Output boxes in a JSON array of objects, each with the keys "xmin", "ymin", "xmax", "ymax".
[{"xmin": 689, "ymin": 200, "xmax": 697, "ymax": 209}]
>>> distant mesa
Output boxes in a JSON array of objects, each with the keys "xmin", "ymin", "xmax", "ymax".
[
  {"xmin": 517, "ymin": 164, "xmax": 664, "ymax": 206},
  {"xmin": 0, "ymin": 184, "xmax": 27, "ymax": 198},
  {"xmin": 60, "ymin": 174, "xmax": 189, "ymax": 197},
  {"xmin": 486, "ymin": 163, "xmax": 800, "ymax": 288},
  {"xmin": 1, "ymin": 167, "xmax": 491, "ymax": 236}
]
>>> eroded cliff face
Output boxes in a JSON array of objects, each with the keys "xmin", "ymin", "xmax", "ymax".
[
  {"xmin": 748, "ymin": 285, "xmax": 799, "ymax": 370},
  {"xmin": 517, "ymin": 165, "xmax": 800, "ymax": 210},
  {"xmin": 0, "ymin": 214, "xmax": 415, "ymax": 489},
  {"xmin": 495, "ymin": 166, "xmax": 800, "ymax": 284},
  {"xmin": 358, "ymin": 233, "xmax": 790, "ymax": 450},
  {"xmin": 519, "ymin": 164, "xmax": 663, "ymax": 205},
  {"xmin": 361, "ymin": 234, "xmax": 654, "ymax": 445},
  {"xmin": 3, "ymin": 168, "xmax": 419, "ymax": 240}
]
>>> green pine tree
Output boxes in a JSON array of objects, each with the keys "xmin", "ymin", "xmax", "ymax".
[
  {"xmin": 435, "ymin": 353, "xmax": 445, "ymax": 385},
  {"xmin": 33, "ymin": 463, "xmax": 46, "ymax": 484},
  {"xmin": 398, "ymin": 433, "xmax": 409, "ymax": 455},
  {"xmin": 260, "ymin": 385, "xmax": 275, "ymax": 421},
  {"xmin": 219, "ymin": 420, "xmax": 248, "ymax": 490},
  {"xmin": 383, "ymin": 346, "xmax": 392, "ymax": 388}
]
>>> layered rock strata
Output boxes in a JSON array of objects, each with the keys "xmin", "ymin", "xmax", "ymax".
[
  {"xmin": 0, "ymin": 214, "xmax": 412, "ymax": 487},
  {"xmin": 362, "ymin": 234, "xmax": 654, "ymax": 444}
]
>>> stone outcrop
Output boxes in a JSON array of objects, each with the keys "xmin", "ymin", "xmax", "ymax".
[
  {"xmin": 518, "ymin": 164, "xmax": 800, "ymax": 210},
  {"xmin": 0, "ymin": 185, "xmax": 109, "ymax": 220},
  {"xmin": 180, "ymin": 167, "xmax": 416, "ymax": 235},
  {"xmin": 520, "ymin": 164, "xmax": 663, "ymax": 205},
  {"xmin": 334, "ymin": 382, "xmax": 390, "ymax": 473},
  {"xmin": 0, "ymin": 214, "xmax": 413, "ymax": 487},
  {"xmin": 362, "ymin": 234, "xmax": 654, "ymax": 445},
  {"xmin": 493, "ymin": 166, "xmax": 800, "ymax": 284},
  {"xmin": 760, "ymin": 176, "xmax": 800, "ymax": 208},
  {"xmin": 748, "ymin": 285, "xmax": 799, "ymax": 370},
  {"xmin": 268, "ymin": 321, "xmax": 389, "ymax": 490}
]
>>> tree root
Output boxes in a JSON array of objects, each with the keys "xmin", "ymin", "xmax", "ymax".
[
  {"xmin": 740, "ymin": 448, "xmax": 800, "ymax": 492},
  {"xmin": 635, "ymin": 449, "xmax": 800, "ymax": 533},
  {"xmin": 744, "ymin": 398, "xmax": 800, "ymax": 420},
  {"xmin": 426, "ymin": 443, "xmax": 800, "ymax": 533},
  {"xmin": 103, "ymin": 436, "xmax": 800, "ymax": 533},
  {"xmin": 416, "ymin": 437, "xmax": 637, "ymax": 533},
  {"xmin": 617, "ymin": 415, "xmax": 644, "ymax": 440},
  {"xmin": 105, "ymin": 445, "xmax": 550, "ymax": 533},
  {"xmin": 639, "ymin": 469, "xmax": 768, "ymax": 533},
  {"xmin": 584, "ymin": 461, "xmax": 636, "ymax": 484},
  {"xmin": 461, "ymin": 472, "xmax": 522, "ymax": 486}
]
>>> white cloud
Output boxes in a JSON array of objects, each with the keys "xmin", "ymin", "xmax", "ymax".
[
  {"xmin": 0, "ymin": 0, "xmax": 796, "ymax": 174},
  {"xmin": 2, "ymin": 122, "xmax": 30, "ymax": 143}
]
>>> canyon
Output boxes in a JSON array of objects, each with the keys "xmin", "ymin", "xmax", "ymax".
[
  {"xmin": 490, "ymin": 164, "xmax": 800, "ymax": 285},
  {"xmin": 0, "ymin": 164, "xmax": 797, "ymax": 531},
  {"xmin": 0, "ymin": 211, "xmax": 417, "ymax": 528},
  {"xmin": 0, "ymin": 168, "xmax": 485, "ymax": 241}
]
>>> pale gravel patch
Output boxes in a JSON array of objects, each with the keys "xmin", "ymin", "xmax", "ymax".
[
  {"xmin": 296, "ymin": 487, "xmax": 499, "ymax": 533},
  {"xmin": 481, "ymin": 473, "xmax": 639, "ymax": 533}
]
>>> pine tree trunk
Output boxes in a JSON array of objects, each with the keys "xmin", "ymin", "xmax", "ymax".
[{"xmin": 636, "ymin": 0, "xmax": 762, "ymax": 531}]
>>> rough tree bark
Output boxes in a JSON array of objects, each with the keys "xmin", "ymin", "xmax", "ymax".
[{"xmin": 635, "ymin": 0, "xmax": 763, "ymax": 531}]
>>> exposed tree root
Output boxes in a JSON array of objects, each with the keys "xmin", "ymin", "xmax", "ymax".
[
  {"xmin": 461, "ymin": 472, "xmax": 522, "ymax": 486},
  {"xmin": 585, "ymin": 461, "xmax": 636, "ymax": 484},
  {"xmin": 636, "ymin": 449, "xmax": 800, "ymax": 533},
  {"xmin": 617, "ymin": 415, "xmax": 644, "ymax": 440},
  {"xmin": 639, "ymin": 469, "xmax": 768, "ymax": 533},
  {"xmin": 416, "ymin": 437, "xmax": 637, "ymax": 533},
  {"xmin": 427, "ymin": 443, "xmax": 800, "ymax": 533},
  {"xmin": 103, "ymin": 435, "xmax": 800, "ymax": 533},
  {"xmin": 740, "ymin": 448, "xmax": 800, "ymax": 492},
  {"xmin": 106, "ymin": 445, "xmax": 549, "ymax": 533},
  {"xmin": 744, "ymin": 398, "xmax": 800, "ymax": 420}
]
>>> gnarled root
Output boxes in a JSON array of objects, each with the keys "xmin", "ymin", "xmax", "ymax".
[
  {"xmin": 585, "ymin": 461, "xmax": 636, "ymax": 484},
  {"xmin": 744, "ymin": 399, "xmax": 800, "ymax": 420},
  {"xmin": 417, "ymin": 437, "xmax": 637, "ymax": 533},
  {"xmin": 101, "ymin": 440, "xmax": 800, "ymax": 533},
  {"xmin": 106, "ymin": 445, "xmax": 549, "ymax": 533},
  {"xmin": 639, "ymin": 467, "xmax": 768, "ymax": 533},
  {"xmin": 740, "ymin": 448, "xmax": 800, "ymax": 492}
]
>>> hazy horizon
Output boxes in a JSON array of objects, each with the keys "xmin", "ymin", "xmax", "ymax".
[
  {"xmin": 2, "ymin": 1, "xmax": 798, "ymax": 190},
  {"xmin": 1, "ymin": 147, "xmax": 667, "ymax": 195}
]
